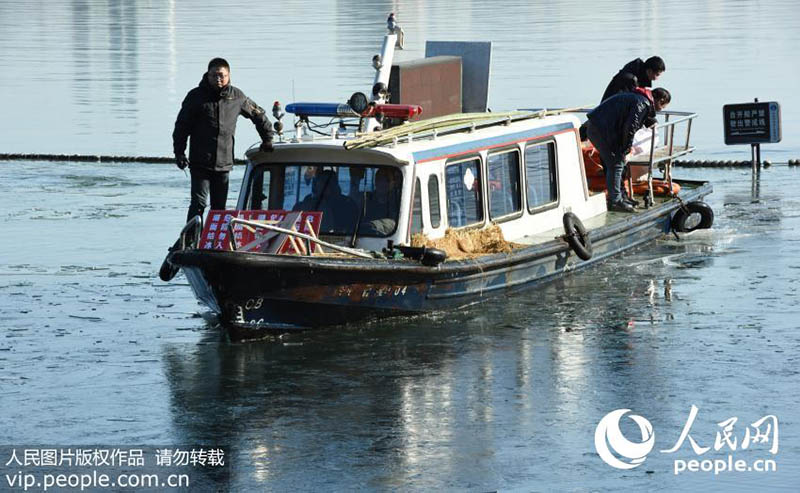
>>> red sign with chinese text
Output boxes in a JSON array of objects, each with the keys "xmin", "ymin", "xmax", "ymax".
[{"xmin": 199, "ymin": 210, "xmax": 322, "ymax": 254}]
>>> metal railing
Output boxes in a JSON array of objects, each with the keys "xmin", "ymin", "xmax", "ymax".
[{"xmin": 642, "ymin": 110, "xmax": 697, "ymax": 205}]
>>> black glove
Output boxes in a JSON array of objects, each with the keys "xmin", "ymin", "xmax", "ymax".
[
  {"xmin": 260, "ymin": 141, "xmax": 274, "ymax": 152},
  {"xmin": 175, "ymin": 154, "xmax": 189, "ymax": 169}
]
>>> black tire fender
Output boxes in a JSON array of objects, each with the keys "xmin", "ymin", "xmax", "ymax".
[
  {"xmin": 158, "ymin": 255, "xmax": 180, "ymax": 282},
  {"xmin": 159, "ymin": 216, "xmax": 202, "ymax": 282},
  {"xmin": 671, "ymin": 201, "xmax": 714, "ymax": 233},
  {"xmin": 563, "ymin": 212, "xmax": 593, "ymax": 261}
]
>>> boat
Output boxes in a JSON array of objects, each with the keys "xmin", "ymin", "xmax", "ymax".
[{"xmin": 161, "ymin": 28, "xmax": 713, "ymax": 341}]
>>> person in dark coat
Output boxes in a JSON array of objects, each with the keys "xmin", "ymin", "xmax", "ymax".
[
  {"xmin": 173, "ymin": 57, "xmax": 274, "ymax": 222},
  {"xmin": 579, "ymin": 56, "xmax": 665, "ymax": 141},
  {"xmin": 601, "ymin": 56, "xmax": 665, "ymax": 103},
  {"xmin": 585, "ymin": 87, "xmax": 671, "ymax": 212}
]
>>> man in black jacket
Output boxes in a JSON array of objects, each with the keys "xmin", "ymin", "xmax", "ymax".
[
  {"xmin": 585, "ymin": 87, "xmax": 671, "ymax": 212},
  {"xmin": 173, "ymin": 58, "xmax": 274, "ymax": 222},
  {"xmin": 601, "ymin": 56, "xmax": 665, "ymax": 103},
  {"xmin": 579, "ymin": 56, "xmax": 665, "ymax": 142}
]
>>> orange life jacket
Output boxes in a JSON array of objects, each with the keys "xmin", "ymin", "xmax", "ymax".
[{"xmin": 582, "ymin": 142, "xmax": 681, "ymax": 196}]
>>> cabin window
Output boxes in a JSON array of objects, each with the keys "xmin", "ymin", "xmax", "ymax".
[
  {"xmin": 487, "ymin": 150, "xmax": 522, "ymax": 219},
  {"xmin": 445, "ymin": 158, "xmax": 483, "ymax": 227},
  {"xmin": 411, "ymin": 178, "xmax": 424, "ymax": 235},
  {"xmin": 525, "ymin": 141, "xmax": 557, "ymax": 210},
  {"xmin": 247, "ymin": 166, "xmax": 272, "ymax": 210},
  {"xmin": 427, "ymin": 174, "xmax": 441, "ymax": 228},
  {"xmin": 244, "ymin": 164, "xmax": 402, "ymax": 237}
]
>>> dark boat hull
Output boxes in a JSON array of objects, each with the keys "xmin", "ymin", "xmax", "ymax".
[{"xmin": 171, "ymin": 181, "xmax": 712, "ymax": 341}]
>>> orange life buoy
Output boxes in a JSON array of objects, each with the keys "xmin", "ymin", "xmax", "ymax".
[
  {"xmin": 626, "ymin": 180, "xmax": 681, "ymax": 196},
  {"xmin": 582, "ymin": 144, "xmax": 680, "ymax": 196}
]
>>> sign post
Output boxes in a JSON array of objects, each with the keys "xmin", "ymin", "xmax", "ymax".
[{"xmin": 723, "ymin": 99, "xmax": 781, "ymax": 199}]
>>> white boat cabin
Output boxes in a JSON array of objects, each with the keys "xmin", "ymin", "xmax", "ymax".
[{"xmin": 237, "ymin": 111, "xmax": 606, "ymax": 252}]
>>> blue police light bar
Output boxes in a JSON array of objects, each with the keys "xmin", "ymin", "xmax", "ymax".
[{"xmin": 285, "ymin": 102, "xmax": 359, "ymax": 118}]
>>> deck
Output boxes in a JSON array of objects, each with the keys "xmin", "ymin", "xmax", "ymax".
[{"xmin": 629, "ymin": 144, "xmax": 695, "ymax": 165}]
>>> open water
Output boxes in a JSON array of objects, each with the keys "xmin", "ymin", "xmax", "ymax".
[{"xmin": 1, "ymin": 1, "xmax": 799, "ymax": 491}]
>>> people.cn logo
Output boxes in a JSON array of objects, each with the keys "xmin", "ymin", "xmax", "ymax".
[{"xmin": 595, "ymin": 409, "xmax": 656, "ymax": 469}]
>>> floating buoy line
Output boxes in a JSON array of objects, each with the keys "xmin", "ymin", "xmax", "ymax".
[{"xmin": 673, "ymin": 159, "xmax": 777, "ymax": 168}]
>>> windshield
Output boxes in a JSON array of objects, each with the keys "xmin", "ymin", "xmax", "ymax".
[{"xmin": 245, "ymin": 164, "xmax": 403, "ymax": 237}]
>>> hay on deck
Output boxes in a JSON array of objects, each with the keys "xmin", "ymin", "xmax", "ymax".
[{"xmin": 410, "ymin": 225, "xmax": 522, "ymax": 260}]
